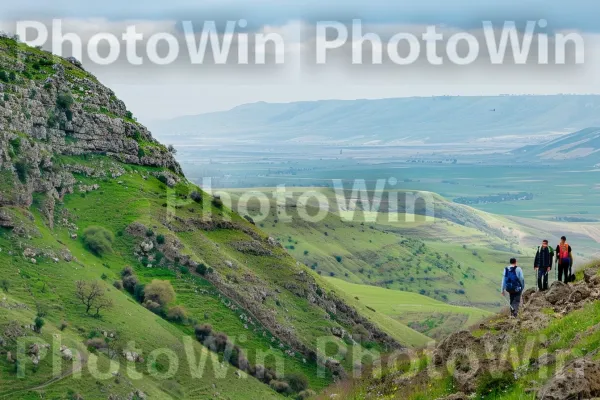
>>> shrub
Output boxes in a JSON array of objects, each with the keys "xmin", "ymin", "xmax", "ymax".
[
  {"xmin": 0, "ymin": 279, "xmax": 9, "ymax": 292},
  {"xmin": 194, "ymin": 324, "xmax": 213, "ymax": 342},
  {"xmin": 196, "ymin": 263, "xmax": 207, "ymax": 275},
  {"xmin": 143, "ymin": 300, "xmax": 162, "ymax": 313},
  {"xmin": 335, "ymin": 255, "xmax": 342, "ymax": 263},
  {"xmin": 101, "ymin": 273, "xmax": 108, "ymax": 280},
  {"xmin": 59, "ymin": 320, "xmax": 68, "ymax": 331},
  {"xmin": 285, "ymin": 372, "xmax": 309, "ymax": 393},
  {"xmin": 205, "ymin": 332, "xmax": 230, "ymax": 353},
  {"xmin": 157, "ymin": 175, "xmax": 168, "ymax": 185},
  {"xmin": 167, "ymin": 305, "xmax": 188, "ymax": 322},
  {"xmin": 212, "ymin": 196, "xmax": 224, "ymax": 209},
  {"xmin": 34, "ymin": 317, "xmax": 45, "ymax": 333},
  {"xmin": 269, "ymin": 380, "xmax": 291, "ymax": 394},
  {"xmin": 190, "ymin": 191, "xmax": 202, "ymax": 203},
  {"xmin": 145, "ymin": 228, "xmax": 154, "ymax": 237},
  {"xmin": 56, "ymin": 91, "xmax": 74, "ymax": 110},
  {"xmin": 179, "ymin": 265, "xmax": 189, "ymax": 275},
  {"xmin": 244, "ymin": 215, "xmax": 255, "ymax": 225},
  {"xmin": 156, "ymin": 234, "xmax": 165, "ymax": 244},
  {"xmin": 82, "ymin": 226, "xmax": 114, "ymax": 256},
  {"xmin": 122, "ymin": 275, "xmax": 139, "ymax": 293},
  {"xmin": 113, "ymin": 280, "xmax": 123, "ymax": 290},
  {"xmin": 14, "ymin": 159, "xmax": 29, "ymax": 183},
  {"xmin": 143, "ymin": 280, "xmax": 175, "ymax": 306},
  {"xmin": 133, "ymin": 283, "xmax": 145, "ymax": 302}
]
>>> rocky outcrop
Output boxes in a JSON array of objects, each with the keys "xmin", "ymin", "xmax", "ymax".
[{"xmin": 0, "ymin": 37, "xmax": 181, "ymax": 219}]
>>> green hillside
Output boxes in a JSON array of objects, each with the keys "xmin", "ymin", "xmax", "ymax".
[
  {"xmin": 0, "ymin": 37, "xmax": 401, "ymax": 399},
  {"xmin": 225, "ymin": 187, "xmax": 534, "ymax": 311}
]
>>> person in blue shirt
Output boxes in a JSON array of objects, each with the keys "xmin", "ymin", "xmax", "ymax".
[{"xmin": 501, "ymin": 258, "xmax": 525, "ymax": 318}]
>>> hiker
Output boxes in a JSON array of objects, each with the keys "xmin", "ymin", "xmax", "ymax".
[
  {"xmin": 501, "ymin": 258, "xmax": 525, "ymax": 318},
  {"xmin": 556, "ymin": 236, "xmax": 573, "ymax": 284},
  {"xmin": 534, "ymin": 239, "xmax": 553, "ymax": 291}
]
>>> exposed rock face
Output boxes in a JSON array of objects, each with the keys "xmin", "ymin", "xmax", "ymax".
[{"xmin": 0, "ymin": 38, "xmax": 181, "ymax": 218}]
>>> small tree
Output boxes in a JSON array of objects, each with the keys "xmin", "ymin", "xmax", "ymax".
[
  {"xmin": 144, "ymin": 280, "xmax": 175, "ymax": 306},
  {"xmin": 34, "ymin": 317, "xmax": 45, "ymax": 333},
  {"xmin": 75, "ymin": 281, "xmax": 113, "ymax": 317},
  {"xmin": 82, "ymin": 226, "xmax": 114, "ymax": 256},
  {"xmin": 0, "ymin": 279, "xmax": 9, "ymax": 292}
]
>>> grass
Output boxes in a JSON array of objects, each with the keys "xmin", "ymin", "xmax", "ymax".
[{"xmin": 326, "ymin": 278, "xmax": 492, "ymax": 342}]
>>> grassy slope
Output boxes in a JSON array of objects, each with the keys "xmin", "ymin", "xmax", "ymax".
[
  {"xmin": 223, "ymin": 187, "xmax": 533, "ymax": 343},
  {"xmin": 325, "ymin": 278, "xmax": 492, "ymax": 342},
  {"xmin": 1, "ymin": 156, "xmax": 371, "ymax": 398}
]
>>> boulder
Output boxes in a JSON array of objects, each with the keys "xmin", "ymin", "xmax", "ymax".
[
  {"xmin": 140, "ymin": 240, "xmax": 154, "ymax": 253},
  {"xmin": 584, "ymin": 266, "xmax": 600, "ymax": 284},
  {"xmin": 545, "ymin": 281, "xmax": 572, "ymax": 305},
  {"xmin": 537, "ymin": 358, "xmax": 600, "ymax": 399}
]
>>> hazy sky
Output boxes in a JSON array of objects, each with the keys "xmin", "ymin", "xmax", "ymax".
[{"xmin": 4, "ymin": 0, "xmax": 600, "ymax": 122}]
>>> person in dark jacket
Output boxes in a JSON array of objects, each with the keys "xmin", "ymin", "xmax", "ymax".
[
  {"xmin": 556, "ymin": 236, "xmax": 573, "ymax": 284},
  {"xmin": 534, "ymin": 239, "xmax": 553, "ymax": 291}
]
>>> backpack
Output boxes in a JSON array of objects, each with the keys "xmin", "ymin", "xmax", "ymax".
[
  {"xmin": 559, "ymin": 243, "xmax": 570, "ymax": 260},
  {"xmin": 505, "ymin": 266, "xmax": 522, "ymax": 294}
]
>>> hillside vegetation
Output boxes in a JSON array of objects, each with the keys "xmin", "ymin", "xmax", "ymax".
[{"xmin": 0, "ymin": 36, "xmax": 401, "ymax": 399}]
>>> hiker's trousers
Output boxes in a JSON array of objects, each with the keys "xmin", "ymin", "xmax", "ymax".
[
  {"xmin": 558, "ymin": 260, "xmax": 571, "ymax": 284},
  {"xmin": 537, "ymin": 268, "xmax": 549, "ymax": 291},
  {"xmin": 509, "ymin": 292, "xmax": 521, "ymax": 317}
]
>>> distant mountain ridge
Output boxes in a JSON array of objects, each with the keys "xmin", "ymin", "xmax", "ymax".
[
  {"xmin": 153, "ymin": 95, "xmax": 600, "ymax": 146},
  {"xmin": 515, "ymin": 127, "xmax": 600, "ymax": 164}
]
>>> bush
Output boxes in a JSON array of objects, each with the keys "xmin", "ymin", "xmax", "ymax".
[
  {"xmin": 335, "ymin": 255, "xmax": 342, "ymax": 263},
  {"xmin": 34, "ymin": 317, "xmax": 45, "ymax": 333},
  {"xmin": 82, "ymin": 226, "xmax": 114, "ymax": 256},
  {"xmin": 156, "ymin": 234, "xmax": 165, "ymax": 244},
  {"xmin": 122, "ymin": 275, "xmax": 139, "ymax": 293},
  {"xmin": 113, "ymin": 280, "xmax": 123, "ymax": 290},
  {"xmin": 144, "ymin": 280, "xmax": 175, "ymax": 306},
  {"xmin": 196, "ymin": 263, "xmax": 207, "ymax": 275},
  {"xmin": 194, "ymin": 324, "xmax": 213, "ymax": 342},
  {"xmin": 14, "ymin": 159, "xmax": 29, "ymax": 183},
  {"xmin": 0, "ymin": 279, "xmax": 9, "ymax": 292},
  {"xmin": 56, "ymin": 91, "xmax": 74, "ymax": 110},
  {"xmin": 133, "ymin": 283, "xmax": 145, "ymax": 302},
  {"xmin": 179, "ymin": 265, "xmax": 189, "ymax": 275},
  {"xmin": 285, "ymin": 372, "xmax": 309, "ymax": 393},
  {"xmin": 145, "ymin": 228, "xmax": 154, "ymax": 237},
  {"xmin": 190, "ymin": 191, "xmax": 202, "ymax": 203},
  {"xmin": 269, "ymin": 381, "xmax": 291, "ymax": 394},
  {"xmin": 212, "ymin": 196, "xmax": 224, "ymax": 209},
  {"xmin": 60, "ymin": 320, "xmax": 68, "ymax": 331},
  {"xmin": 167, "ymin": 305, "xmax": 188, "ymax": 322},
  {"xmin": 143, "ymin": 300, "xmax": 162, "ymax": 313}
]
